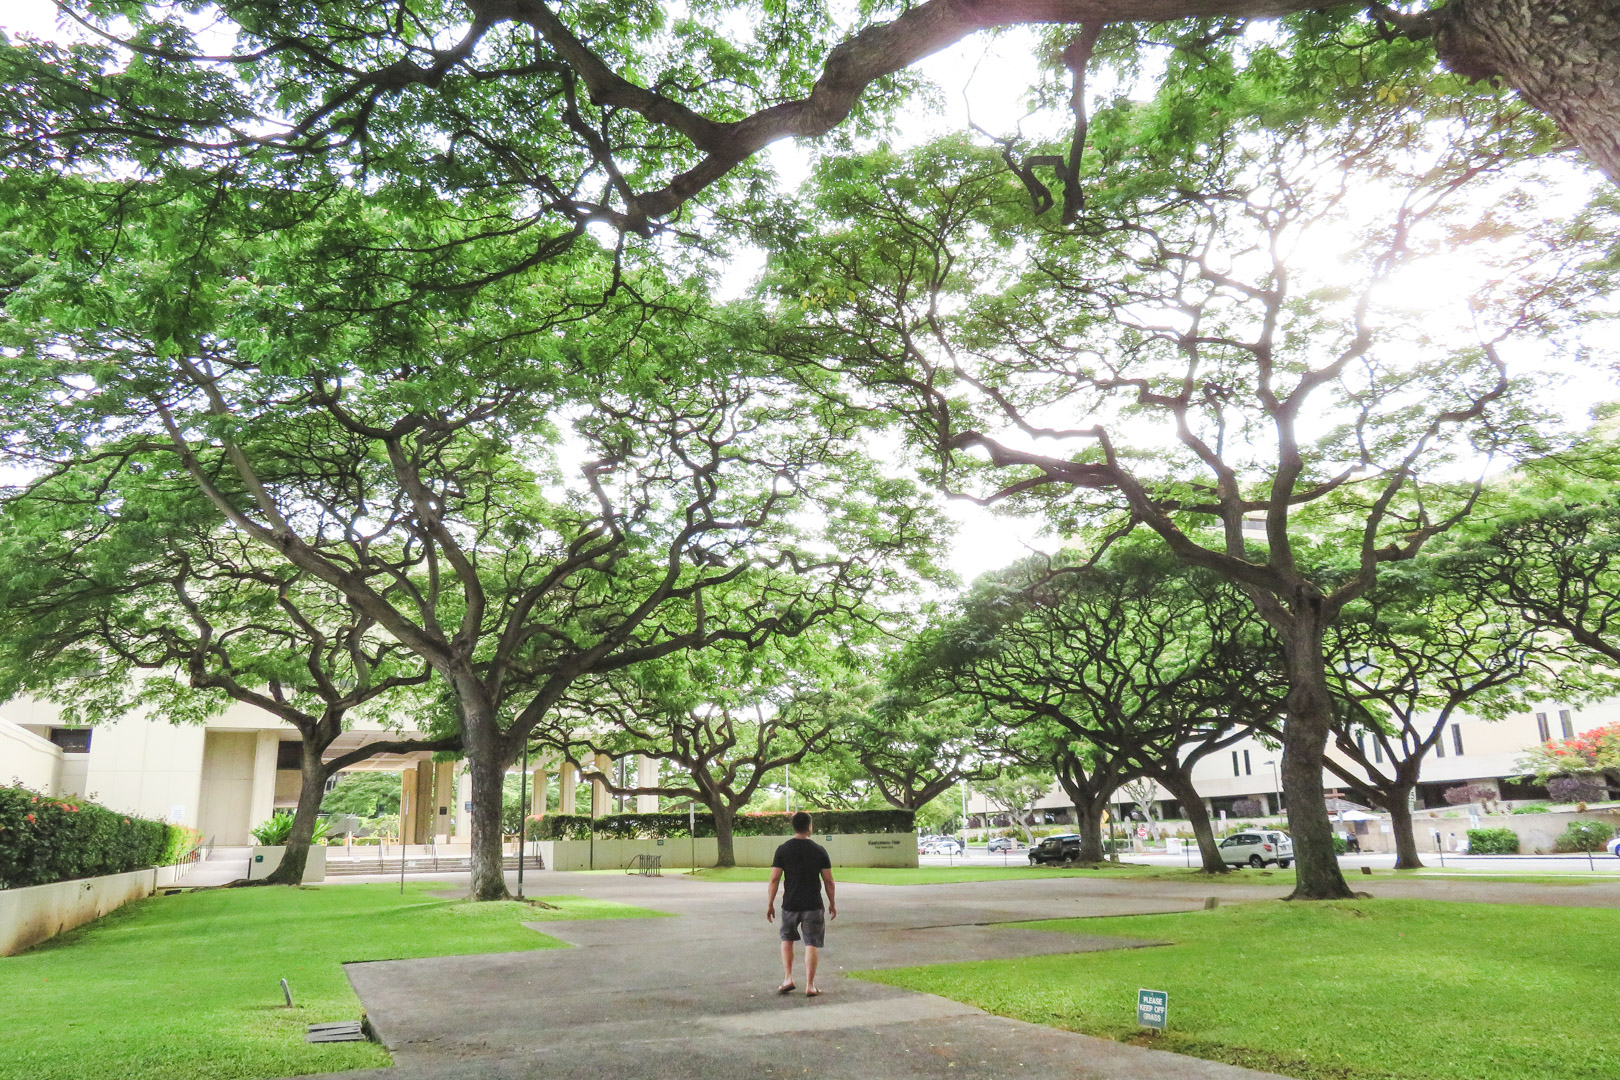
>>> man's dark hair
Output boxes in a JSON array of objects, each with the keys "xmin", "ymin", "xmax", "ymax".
[{"xmin": 792, "ymin": 811, "xmax": 811, "ymax": 833}]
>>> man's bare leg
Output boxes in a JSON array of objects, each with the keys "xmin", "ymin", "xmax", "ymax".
[
  {"xmin": 779, "ymin": 940, "xmax": 796, "ymax": 990},
  {"xmin": 805, "ymin": 945, "xmax": 819, "ymax": 995}
]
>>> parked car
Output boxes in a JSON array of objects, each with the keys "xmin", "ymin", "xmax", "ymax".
[
  {"xmin": 1607, "ymin": 834, "xmax": 1620, "ymax": 858},
  {"xmin": 1028, "ymin": 833, "xmax": 1085, "ymax": 865},
  {"xmin": 987, "ymin": 836, "xmax": 1022, "ymax": 854},
  {"xmin": 1218, "ymin": 830, "xmax": 1294, "ymax": 868},
  {"xmin": 921, "ymin": 837, "xmax": 965, "ymax": 855}
]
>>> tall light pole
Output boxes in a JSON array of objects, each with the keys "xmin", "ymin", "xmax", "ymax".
[{"xmin": 1263, "ymin": 759, "xmax": 1280, "ymax": 816}]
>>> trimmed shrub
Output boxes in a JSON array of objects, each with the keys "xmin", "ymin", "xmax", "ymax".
[
  {"xmin": 1230, "ymin": 799, "xmax": 1264, "ymax": 818},
  {"xmin": 0, "ymin": 784, "xmax": 172, "ymax": 889},
  {"xmin": 1510, "ymin": 803, "xmax": 1552, "ymax": 815},
  {"xmin": 532, "ymin": 808, "xmax": 914, "ymax": 841},
  {"xmin": 1547, "ymin": 776, "xmax": 1607, "ymax": 805},
  {"xmin": 1444, "ymin": 784, "xmax": 1496, "ymax": 806},
  {"xmin": 1465, "ymin": 827, "xmax": 1519, "ymax": 855},
  {"xmin": 1332, "ymin": 833, "xmax": 1349, "ymax": 855},
  {"xmin": 1553, "ymin": 820, "xmax": 1617, "ymax": 853}
]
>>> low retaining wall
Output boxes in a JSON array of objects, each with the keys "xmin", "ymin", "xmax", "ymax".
[
  {"xmin": 247, "ymin": 846, "xmax": 327, "ymax": 882},
  {"xmin": 1411, "ymin": 808, "xmax": 1620, "ymax": 855},
  {"xmin": 538, "ymin": 832, "xmax": 917, "ymax": 871},
  {"xmin": 1, "ymin": 867, "xmax": 157, "ymax": 956}
]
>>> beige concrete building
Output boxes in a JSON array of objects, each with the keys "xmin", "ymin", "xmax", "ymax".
[
  {"xmin": 2, "ymin": 696, "xmax": 666, "ymax": 847},
  {"xmin": 0, "ymin": 696, "xmax": 449, "ymax": 846}
]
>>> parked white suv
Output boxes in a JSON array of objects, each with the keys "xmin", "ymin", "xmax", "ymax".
[{"xmin": 1219, "ymin": 830, "xmax": 1293, "ymax": 869}]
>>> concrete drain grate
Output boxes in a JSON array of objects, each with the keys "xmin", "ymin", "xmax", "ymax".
[{"xmin": 306, "ymin": 1021, "xmax": 369, "ymax": 1044}]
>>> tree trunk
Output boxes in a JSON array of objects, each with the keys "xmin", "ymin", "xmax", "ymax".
[
  {"xmin": 1159, "ymin": 769, "xmax": 1227, "ymax": 874},
  {"xmin": 1279, "ymin": 622, "xmax": 1356, "ymax": 900},
  {"xmin": 1434, "ymin": 0, "xmax": 1620, "ymax": 186},
  {"xmin": 467, "ymin": 750, "xmax": 511, "ymax": 901},
  {"xmin": 1384, "ymin": 785, "xmax": 1425, "ymax": 870},
  {"xmin": 261, "ymin": 739, "xmax": 328, "ymax": 886},
  {"xmin": 713, "ymin": 804, "xmax": 737, "ymax": 868},
  {"xmin": 1073, "ymin": 800, "xmax": 1105, "ymax": 863}
]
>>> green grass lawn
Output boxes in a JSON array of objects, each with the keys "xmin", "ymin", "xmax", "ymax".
[
  {"xmin": 856, "ymin": 898, "xmax": 1619, "ymax": 1080},
  {"xmin": 0, "ymin": 883, "xmax": 666, "ymax": 1080}
]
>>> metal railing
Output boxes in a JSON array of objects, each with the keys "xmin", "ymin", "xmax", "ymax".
[{"xmin": 627, "ymin": 853, "xmax": 662, "ymax": 876}]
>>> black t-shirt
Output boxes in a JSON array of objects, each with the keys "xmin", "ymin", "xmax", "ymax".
[{"xmin": 771, "ymin": 836, "xmax": 831, "ymax": 912}]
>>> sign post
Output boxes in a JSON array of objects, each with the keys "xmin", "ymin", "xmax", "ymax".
[{"xmin": 1137, "ymin": 989, "xmax": 1168, "ymax": 1031}]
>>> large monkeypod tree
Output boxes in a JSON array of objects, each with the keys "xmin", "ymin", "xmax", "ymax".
[
  {"xmin": 0, "ymin": 464, "xmax": 450, "ymax": 884},
  {"xmin": 0, "ymin": 184, "xmax": 940, "ymax": 900},
  {"xmin": 765, "ymin": 57, "xmax": 1613, "ymax": 896}
]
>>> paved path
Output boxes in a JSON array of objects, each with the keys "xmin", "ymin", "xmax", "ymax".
[
  {"xmin": 287, "ymin": 868, "xmax": 1620, "ymax": 1080},
  {"xmin": 295, "ymin": 871, "xmax": 1291, "ymax": 1080}
]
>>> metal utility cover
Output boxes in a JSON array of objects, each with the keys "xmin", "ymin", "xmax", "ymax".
[{"xmin": 306, "ymin": 1021, "xmax": 366, "ymax": 1043}]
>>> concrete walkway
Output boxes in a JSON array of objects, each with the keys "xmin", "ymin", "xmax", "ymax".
[{"xmin": 295, "ymin": 871, "xmax": 1293, "ymax": 1080}]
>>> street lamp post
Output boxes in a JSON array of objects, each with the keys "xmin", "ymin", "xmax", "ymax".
[{"xmin": 1263, "ymin": 759, "xmax": 1280, "ymax": 816}]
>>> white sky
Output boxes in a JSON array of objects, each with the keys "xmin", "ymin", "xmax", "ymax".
[{"xmin": 5, "ymin": 2, "xmax": 1614, "ymax": 590}]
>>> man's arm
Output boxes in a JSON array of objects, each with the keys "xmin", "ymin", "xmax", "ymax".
[
  {"xmin": 821, "ymin": 867, "xmax": 836, "ymax": 920},
  {"xmin": 766, "ymin": 866, "xmax": 783, "ymax": 921}
]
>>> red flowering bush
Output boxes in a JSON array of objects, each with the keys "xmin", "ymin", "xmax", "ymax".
[
  {"xmin": 0, "ymin": 784, "xmax": 171, "ymax": 889},
  {"xmin": 1517, "ymin": 722, "xmax": 1620, "ymax": 784}
]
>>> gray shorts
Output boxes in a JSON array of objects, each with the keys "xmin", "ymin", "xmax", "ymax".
[{"xmin": 779, "ymin": 908, "xmax": 826, "ymax": 948}]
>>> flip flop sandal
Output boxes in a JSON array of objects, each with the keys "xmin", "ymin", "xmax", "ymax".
[
  {"xmin": 777, "ymin": 983, "xmax": 796, "ymax": 994},
  {"xmin": 805, "ymin": 989, "xmax": 823, "ymax": 997}
]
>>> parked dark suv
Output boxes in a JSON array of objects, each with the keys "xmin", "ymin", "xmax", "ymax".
[{"xmin": 1028, "ymin": 833, "xmax": 1085, "ymax": 865}]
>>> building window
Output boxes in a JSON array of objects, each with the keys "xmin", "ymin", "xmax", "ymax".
[
  {"xmin": 1435, "ymin": 736, "xmax": 1445, "ymax": 759},
  {"xmin": 1356, "ymin": 731, "xmax": 1366, "ymax": 755},
  {"xmin": 49, "ymin": 727, "xmax": 92, "ymax": 753},
  {"xmin": 1373, "ymin": 739, "xmax": 1383, "ymax": 765},
  {"xmin": 276, "ymin": 741, "xmax": 303, "ymax": 770},
  {"xmin": 1560, "ymin": 710, "xmax": 1574, "ymax": 739},
  {"xmin": 1243, "ymin": 750, "xmax": 1252, "ymax": 776},
  {"xmin": 1232, "ymin": 751, "xmax": 1241, "ymax": 777},
  {"xmin": 1536, "ymin": 712, "xmax": 1549, "ymax": 742},
  {"xmin": 1452, "ymin": 725, "xmax": 1464, "ymax": 756}
]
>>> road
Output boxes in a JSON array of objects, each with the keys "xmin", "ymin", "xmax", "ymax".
[{"xmin": 919, "ymin": 846, "xmax": 1620, "ymax": 875}]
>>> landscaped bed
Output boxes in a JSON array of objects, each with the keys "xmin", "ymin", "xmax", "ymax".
[
  {"xmin": 0, "ymin": 882, "xmax": 667, "ymax": 1080},
  {"xmin": 854, "ymin": 898, "xmax": 1619, "ymax": 1080}
]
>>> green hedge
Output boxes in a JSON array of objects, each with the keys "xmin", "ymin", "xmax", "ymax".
[
  {"xmin": 1466, "ymin": 827, "xmax": 1520, "ymax": 855},
  {"xmin": 1553, "ymin": 820, "xmax": 1617, "ymax": 853},
  {"xmin": 0, "ymin": 784, "xmax": 173, "ymax": 889},
  {"xmin": 532, "ymin": 808, "xmax": 914, "ymax": 841}
]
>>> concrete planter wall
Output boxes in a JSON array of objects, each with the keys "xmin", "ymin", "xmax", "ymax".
[
  {"xmin": 537, "ymin": 832, "xmax": 917, "ymax": 871},
  {"xmin": 1, "ymin": 867, "xmax": 157, "ymax": 956},
  {"xmin": 247, "ymin": 845, "xmax": 327, "ymax": 882}
]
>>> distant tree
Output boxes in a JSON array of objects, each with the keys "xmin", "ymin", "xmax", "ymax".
[
  {"xmin": 321, "ymin": 772, "xmax": 404, "ymax": 820},
  {"xmin": 1320, "ymin": 559, "xmax": 1553, "ymax": 868},
  {"xmin": 542, "ymin": 640, "xmax": 857, "ymax": 867},
  {"xmin": 898, "ymin": 542, "xmax": 1284, "ymax": 872}
]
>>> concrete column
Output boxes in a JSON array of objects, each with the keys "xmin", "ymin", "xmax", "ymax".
[
  {"xmin": 636, "ymin": 755, "xmax": 659, "ymax": 813},
  {"xmin": 591, "ymin": 753, "xmax": 612, "ymax": 818},
  {"xmin": 247, "ymin": 731, "xmax": 280, "ymax": 835},
  {"xmin": 433, "ymin": 760, "xmax": 454, "ymax": 842},
  {"xmin": 453, "ymin": 766, "xmax": 472, "ymax": 840},
  {"xmin": 399, "ymin": 767, "xmax": 415, "ymax": 844},
  {"xmin": 531, "ymin": 759, "xmax": 550, "ymax": 820},
  {"xmin": 558, "ymin": 760, "xmax": 577, "ymax": 815},
  {"xmin": 414, "ymin": 761, "xmax": 434, "ymax": 843}
]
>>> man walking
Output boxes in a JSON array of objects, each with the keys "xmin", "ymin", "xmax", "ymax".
[{"xmin": 766, "ymin": 810, "xmax": 836, "ymax": 997}]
